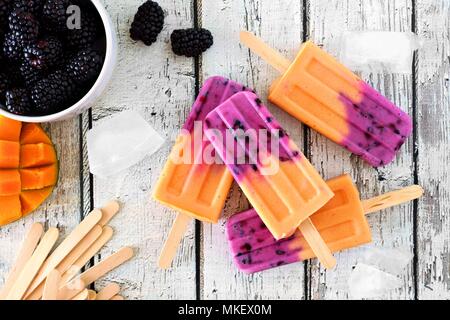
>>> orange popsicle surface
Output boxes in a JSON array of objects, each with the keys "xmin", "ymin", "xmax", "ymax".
[
  {"xmin": 153, "ymin": 76, "xmax": 251, "ymax": 223},
  {"xmin": 269, "ymin": 41, "xmax": 412, "ymax": 167},
  {"xmin": 226, "ymin": 174, "xmax": 372, "ymax": 273}
]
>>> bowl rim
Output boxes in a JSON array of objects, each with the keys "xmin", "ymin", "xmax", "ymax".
[{"xmin": 0, "ymin": 0, "xmax": 116, "ymax": 123}]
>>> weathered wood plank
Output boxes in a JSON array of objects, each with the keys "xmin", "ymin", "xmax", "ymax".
[
  {"xmin": 201, "ymin": 0, "xmax": 306, "ymax": 299},
  {"xmin": 416, "ymin": 0, "xmax": 450, "ymax": 299},
  {"xmin": 0, "ymin": 119, "xmax": 83, "ymax": 289},
  {"xmin": 307, "ymin": 0, "xmax": 415, "ymax": 299},
  {"xmin": 91, "ymin": 0, "xmax": 197, "ymax": 299}
]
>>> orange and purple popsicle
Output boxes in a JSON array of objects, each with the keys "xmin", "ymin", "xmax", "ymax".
[
  {"xmin": 205, "ymin": 91, "xmax": 337, "ymax": 268},
  {"xmin": 241, "ymin": 32, "xmax": 413, "ymax": 167},
  {"xmin": 154, "ymin": 76, "xmax": 252, "ymax": 268},
  {"xmin": 227, "ymin": 175, "xmax": 423, "ymax": 273}
]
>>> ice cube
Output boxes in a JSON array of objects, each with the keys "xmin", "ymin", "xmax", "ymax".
[
  {"xmin": 339, "ymin": 31, "xmax": 421, "ymax": 74},
  {"xmin": 87, "ymin": 110, "xmax": 165, "ymax": 178},
  {"xmin": 348, "ymin": 263, "xmax": 403, "ymax": 299},
  {"xmin": 361, "ymin": 247, "xmax": 413, "ymax": 276}
]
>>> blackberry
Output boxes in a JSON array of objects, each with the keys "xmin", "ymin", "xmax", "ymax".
[
  {"xmin": 4, "ymin": 88, "xmax": 33, "ymax": 115},
  {"xmin": 42, "ymin": 0, "xmax": 69, "ymax": 32},
  {"xmin": 66, "ymin": 49, "xmax": 103, "ymax": 84},
  {"xmin": 66, "ymin": 12, "xmax": 98, "ymax": 49},
  {"xmin": 20, "ymin": 61, "xmax": 45, "ymax": 86},
  {"xmin": 31, "ymin": 70, "xmax": 75, "ymax": 114},
  {"xmin": 130, "ymin": 0, "xmax": 164, "ymax": 46},
  {"xmin": 13, "ymin": 0, "xmax": 44, "ymax": 15},
  {"xmin": 171, "ymin": 28, "xmax": 213, "ymax": 57},
  {"xmin": 4, "ymin": 63, "xmax": 23, "ymax": 86},
  {"xmin": 24, "ymin": 36, "xmax": 63, "ymax": 70},
  {"xmin": 3, "ymin": 32, "xmax": 23, "ymax": 61},
  {"xmin": 0, "ymin": 0, "xmax": 12, "ymax": 30},
  {"xmin": 8, "ymin": 10, "xmax": 39, "ymax": 45}
]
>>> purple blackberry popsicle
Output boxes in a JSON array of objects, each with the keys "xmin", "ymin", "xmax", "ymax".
[
  {"xmin": 240, "ymin": 32, "xmax": 412, "ymax": 167},
  {"xmin": 226, "ymin": 175, "xmax": 423, "ymax": 274},
  {"xmin": 204, "ymin": 91, "xmax": 337, "ymax": 269},
  {"xmin": 154, "ymin": 76, "xmax": 251, "ymax": 269}
]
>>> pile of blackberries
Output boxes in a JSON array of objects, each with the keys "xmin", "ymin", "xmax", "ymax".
[{"xmin": 0, "ymin": 0, "xmax": 105, "ymax": 116}]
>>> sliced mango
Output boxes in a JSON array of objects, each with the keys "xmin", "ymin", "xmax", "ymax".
[
  {"xmin": 0, "ymin": 195, "xmax": 22, "ymax": 226},
  {"xmin": 20, "ymin": 123, "xmax": 52, "ymax": 145},
  {"xmin": 20, "ymin": 164, "xmax": 58, "ymax": 190},
  {"xmin": 0, "ymin": 116, "xmax": 22, "ymax": 142},
  {"xmin": 0, "ymin": 170, "xmax": 21, "ymax": 196},
  {"xmin": 20, "ymin": 187, "xmax": 54, "ymax": 216},
  {"xmin": 0, "ymin": 119, "xmax": 58, "ymax": 226},
  {"xmin": 0, "ymin": 141, "xmax": 20, "ymax": 168},
  {"xmin": 20, "ymin": 143, "xmax": 57, "ymax": 168}
]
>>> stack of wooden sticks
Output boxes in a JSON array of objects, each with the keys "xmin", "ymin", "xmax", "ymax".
[{"xmin": 0, "ymin": 201, "xmax": 133, "ymax": 300}]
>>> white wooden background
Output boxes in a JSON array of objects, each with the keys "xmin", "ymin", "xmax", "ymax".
[{"xmin": 0, "ymin": 0, "xmax": 449, "ymax": 300}]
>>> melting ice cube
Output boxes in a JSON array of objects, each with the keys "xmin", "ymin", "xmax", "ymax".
[
  {"xmin": 361, "ymin": 247, "xmax": 413, "ymax": 276},
  {"xmin": 339, "ymin": 31, "xmax": 421, "ymax": 74},
  {"xmin": 87, "ymin": 110, "xmax": 165, "ymax": 178},
  {"xmin": 348, "ymin": 263, "xmax": 403, "ymax": 299}
]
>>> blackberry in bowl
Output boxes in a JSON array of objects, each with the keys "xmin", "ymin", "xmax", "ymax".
[{"xmin": 0, "ymin": 0, "xmax": 117, "ymax": 122}]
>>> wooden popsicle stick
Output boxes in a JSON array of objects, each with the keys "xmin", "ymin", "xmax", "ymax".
[
  {"xmin": 87, "ymin": 290, "xmax": 97, "ymax": 300},
  {"xmin": 98, "ymin": 200, "xmax": 120, "ymax": 227},
  {"xmin": 25, "ymin": 209, "xmax": 103, "ymax": 296},
  {"xmin": 71, "ymin": 226, "xmax": 114, "ymax": 270},
  {"xmin": 5, "ymin": 228, "xmax": 59, "ymax": 300},
  {"xmin": 363, "ymin": 185, "xmax": 424, "ymax": 215},
  {"xmin": 57, "ymin": 226, "xmax": 114, "ymax": 288},
  {"xmin": 110, "ymin": 295, "xmax": 124, "ymax": 300},
  {"xmin": 77, "ymin": 247, "xmax": 134, "ymax": 285},
  {"xmin": 58, "ymin": 268, "xmax": 85, "ymax": 300},
  {"xmin": 62, "ymin": 247, "xmax": 134, "ymax": 300},
  {"xmin": 59, "ymin": 266, "xmax": 82, "ymax": 290},
  {"xmin": 42, "ymin": 269, "xmax": 61, "ymax": 300},
  {"xmin": 96, "ymin": 283, "xmax": 120, "ymax": 300},
  {"xmin": 71, "ymin": 289, "xmax": 89, "ymax": 300},
  {"xmin": 239, "ymin": 31, "xmax": 291, "ymax": 73},
  {"xmin": 0, "ymin": 223, "xmax": 43, "ymax": 299},
  {"xmin": 298, "ymin": 218, "xmax": 336, "ymax": 269},
  {"xmin": 53, "ymin": 225, "xmax": 103, "ymax": 274},
  {"xmin": 158, "ymin": 213, "xmax": 192, "ymax": 269},
  {"xmin": 24, "ymin": 225, "xmax": 103, "ymax": 300},
  {"xmin": 25, "ymin": 265, "xmax": 82, "ymax": 301}
]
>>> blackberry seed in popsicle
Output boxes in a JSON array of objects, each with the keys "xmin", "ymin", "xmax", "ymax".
[
  {"xmin": 204, "ymin": 91, "xmax": 336, "ymax": 269},
  {"xmin": 240, "ymin": 32, "xmax": 412, "ymax": 167}
]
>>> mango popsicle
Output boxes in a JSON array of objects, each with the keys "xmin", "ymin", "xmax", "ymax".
[
  {"xmin": 227, "ymin": 175, "xmax": 423, "ymax": 273},
  {"xmin": 204, "ymin": 91, "xmax": 336, "ymax": 269},
  {"xmin": 154, "ymin": 76, "xmax": 251, "ymax": 268},
  {"xmin": 240, "ymin": 32, "xmax": 413, "ymax": 167}
]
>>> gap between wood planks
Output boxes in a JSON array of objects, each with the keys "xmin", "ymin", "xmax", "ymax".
[{"xmin": 193, "ymin": 0, "xmax": 203, "ymax": 301}]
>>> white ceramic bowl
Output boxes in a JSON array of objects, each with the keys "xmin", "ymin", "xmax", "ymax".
[{"xmin": 0, "ymin": 0, "xmax": 117, "ymax": 123}]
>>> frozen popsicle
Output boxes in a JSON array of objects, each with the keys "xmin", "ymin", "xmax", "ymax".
[
  {"xmin": 227, "ymin": 175, "xmax": 423, "ymax": 273},
  {"xmin": 240, "ymin": 31, "xmax": 413, "ymax": 167},
  {"xmin": 204, "ymin": 91, "xmax": 337, "ymax": 269},
  {"xmin": 153, "ymin": 76, "xmax": 251, "ymax": 268}
]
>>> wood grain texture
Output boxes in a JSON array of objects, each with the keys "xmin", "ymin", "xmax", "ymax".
[
  {"xmin": 200, "ymin": 0, "xmax": 306, "ymax": 300},
  {"xmin": 307, "ymin": 0, "xmax": 416, "ymax": 299},
  {"xmin": 416, "ymin": 0, "xmax": 450, "ymax": 299},
  {"xmin": 90, "ymin": 0, "xmax": 197, "ymax": 299},
  {"xmin": 1, "ymin": 0, "xmax": 449, "ymax": 301},
  {"xmin": 0, "ymin": 119, "xmax": 83, "ymax": 292}
]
